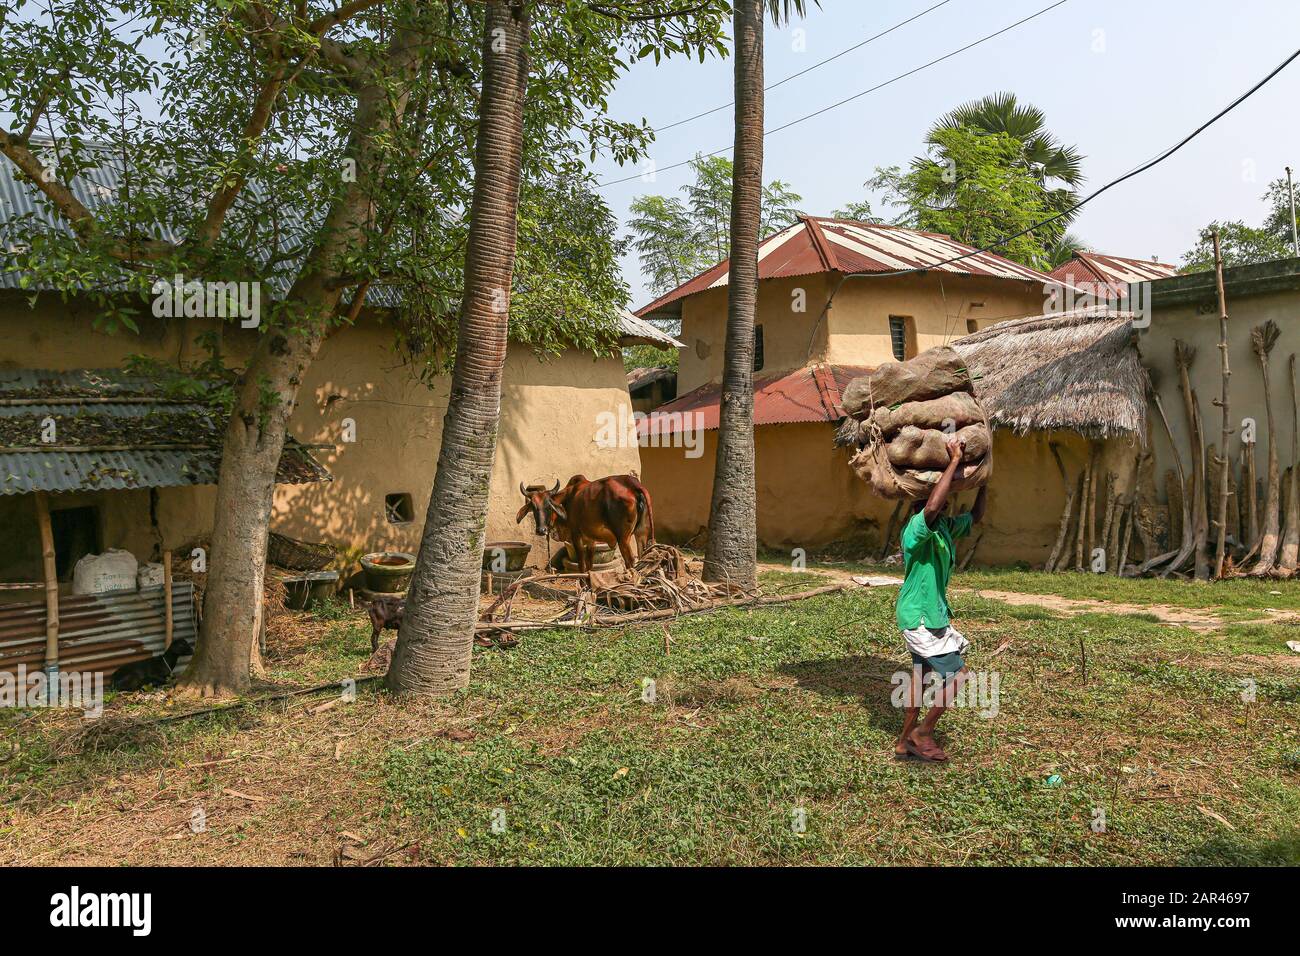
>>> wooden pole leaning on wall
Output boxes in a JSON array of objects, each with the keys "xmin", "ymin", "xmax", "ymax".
[
  {"xmin": 163, "ymin": 550, "xmax": 174, "ymax": 650},
  {"xmin": 1212, "ymin": 230, "xmax": 1234, "ymax": 578},
  {"xmin": 33, "ymin": 491, "xmax": 59, "ymax": 673}
]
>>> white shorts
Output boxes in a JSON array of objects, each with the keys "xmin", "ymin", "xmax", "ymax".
[{"xmin": 901, "ymin": 623, "xmax": 969, "ymax": 659}]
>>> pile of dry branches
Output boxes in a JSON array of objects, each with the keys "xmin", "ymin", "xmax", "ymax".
[{"xmin": 476, "ymin": 544, "xmax": 838, "ymax": 633}]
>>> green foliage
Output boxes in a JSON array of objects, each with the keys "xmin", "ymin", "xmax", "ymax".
[
  {"xmin": 0, "ymin": 0, "xmax": 732, "ymax": 366},
  {"xmin": 831, "ymin": 198, "xmax": 878, "ymax": 222},
  {"xmin": 1181, "ymin": 177, "xmax": 1298, "ymax": 271},
  {"xmin": 622, "ymin": 340, "xmax": 678, "ymax": 373},
  {"xmin": 627, "ymin": 155, "xmax": 804, "ymax": 296},
  {"xmin": 860, "ymin": 93, "xmax": 1084, "ymax": 269},
  {"xmin": 871, "ymin": 128, "xmax": 1054, "ymax": 269}
]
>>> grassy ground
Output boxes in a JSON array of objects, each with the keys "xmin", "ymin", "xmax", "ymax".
[{"xmin": 2, "ymin": 572, "xmax": 1298, "ymax": 866}]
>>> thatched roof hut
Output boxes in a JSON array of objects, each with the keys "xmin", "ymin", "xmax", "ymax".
[{"xmin": 951, "ymin": 307, "xmax": 1147, "ymax": 440}]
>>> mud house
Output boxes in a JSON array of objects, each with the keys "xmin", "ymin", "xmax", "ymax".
[
  {"xmin": 0, "ymin": 157, "xmax": 676, "ymax": 624},
  {"xmin": 633, "ymin": 215, "xmax": 1056, "ymax": 554}
]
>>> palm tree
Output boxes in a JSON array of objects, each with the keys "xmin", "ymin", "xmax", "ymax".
[
  {"xmin": 1046, "ymin": 232, "xmax": 1088, "ymax": 270},
  {"xmin": 703, "ymin": 0, "xmax": 816, "ymax": 587},
  {"xmin": 926, "ymin": 91, "xmax": 1085, "ymax": 240},
  {"xmin": 386, "ymin": 2, "xmax": 531, "ymax": 695}
]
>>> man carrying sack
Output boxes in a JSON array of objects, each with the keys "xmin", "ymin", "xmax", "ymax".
[{"xmin": 894, "ymin": 436, "xmax": 986, "ymax": 762}]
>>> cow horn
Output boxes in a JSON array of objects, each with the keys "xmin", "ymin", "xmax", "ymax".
[
  {"xmin": 519, "ymin": 481, "xmax": 527, "ymax": 496},
  {"xmin": 549, "ymin": 478, "xmax": 561, "ymax": 494}
]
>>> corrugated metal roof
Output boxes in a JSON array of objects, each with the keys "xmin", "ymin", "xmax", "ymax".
[
  {"xmin": 637, "ymin": 216, "xmax": 1053, "ymax": 320},
  {"xmin": 618, "ymin": 308, "xmax": 683, "ymax": 348},
  {"xmin": 1, "ymin": 141, "xmax": 656, "ymax": 347},
  {"xmin": 1048, "ymin": 251, "xmax": 1178, "ymax": 292},
  {"xmin": 636, "ymin": 364, "xmax": 871, "ymax": 436},
  {"xmin": 0, "ymin": 581, "xmax": 197, "ymax": 678},
  {"xmin": 0, "ymin": 368, "xmax": 330, "ymax": 494}
]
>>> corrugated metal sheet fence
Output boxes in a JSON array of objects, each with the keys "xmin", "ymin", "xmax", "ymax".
[{"xmin": 0, "ymin": 583, "xmax": 197, "ymax": 678}]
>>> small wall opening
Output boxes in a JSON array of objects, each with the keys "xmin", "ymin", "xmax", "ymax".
[{"xmin": 384, "ymin": 493, "xmax": 414, "ymax": 524}]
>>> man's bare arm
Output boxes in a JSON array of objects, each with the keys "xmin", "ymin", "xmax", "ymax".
[{"xmin": 923, "ymin": 438, "xmax": 964, "ymax": 529}]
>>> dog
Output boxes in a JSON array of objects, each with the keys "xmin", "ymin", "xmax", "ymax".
[
  {"xmin": 367, "ymin": 596, "xmax": 405, "ymax": 652},
  {"xmin": 109, "ymin": 639, "xmax": 194, "ymax": 692}
]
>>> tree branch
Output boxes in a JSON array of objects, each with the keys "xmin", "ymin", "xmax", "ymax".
[{"xmin": 0, "ymin": 128, "xmax": 177, "ymax": 262}]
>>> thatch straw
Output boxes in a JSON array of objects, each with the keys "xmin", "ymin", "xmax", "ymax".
[{"xmin": 951, "ymin": 308, "xmax": 1146, "ymax": 439}]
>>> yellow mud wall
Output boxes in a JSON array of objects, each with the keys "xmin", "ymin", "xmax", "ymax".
[
  {"xmin": 273, "ymin": 331, "xmax": 641, "ymax": 560},
  {"xmin": 0, "ymin": 292, "xmax": 640, "ymax": 576},
  {"xmin": 826, "ymin": 273, "xmax": 1046, "ymax": 367},
  {"xmin": 672, "ymin": 272, "xmax": 1045, "ymax": 395},
  {"xmin": 640, "ymin": 422, "xmax": 895, "ymax": 552},
  {"xmin": 676, "ymin": 274, "xmax": 834, "ymax": 393},
  {"xmin": 638, "ymin": 419, "xmax": 1137, "ymax": 567},
  {"xmin": 976, "ymin": 430, "xmax": 1139, "ymax": 567}
]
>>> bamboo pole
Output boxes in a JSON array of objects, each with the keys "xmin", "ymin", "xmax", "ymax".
[
  {"xmin": 1146, "ymin": 372, "xmax": 1193, "ymax": 577},
  {"xmin": 1075, "ymin": 448, "xmax": 1095, "ymax": 570},
  {"xmin": 1045, "ymin": 443, "xmax": 1074, "ymax": 572},
  {"xmin": 1212, "ymin": 231, "xmax": 1234, "ymax": 578},
  {"xmin": 1117, "ymin": 502, "xmax": 1134, "ymax": 576},
  {"xmin": 33, "ymin": 491, "xmax": 59, "ymax": 672},
  {"xmin": 1046, "ymin": 481, "xmax": 1077, "ymax": 572},
  {"xmin": 163, "ymin": 549, "xmax": 174, "ymax": 649},
  {"xmin": 1243, "ymin": 439, "xmax": 1259, "ymax": 554}
]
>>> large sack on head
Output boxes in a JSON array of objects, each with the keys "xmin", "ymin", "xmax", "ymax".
[
  {"xmin": 869, "ymin": 391, "xmax": 984, "ymax": 436},
  {"xmin": 841, "ymin": 347, "xmax": 973, "ymax": 418},
  {"xmin": 850, "ymin": 440, "xmax": 993, "ymax": 500},
  {"xmin": 885, "ymin": 423, "xmax": 990, "ymax": 470}
]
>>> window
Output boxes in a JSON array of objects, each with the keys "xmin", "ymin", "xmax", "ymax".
[
  {"xmin": 888, "ymin": 315, "xmax": 916, "ymax": 361},
  {"xmin": 966, "ymin": 319, "xmax": 979, "ymax": 334},
  {"xmin": 753, "ymin": 324, "xmax": 764, "ymax": 372},
  {"xmin": 384, "ymin": 493, "xmax": 414, "ymax": 524}
]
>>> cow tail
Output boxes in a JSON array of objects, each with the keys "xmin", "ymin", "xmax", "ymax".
[{"xmin": 636, "ymin": 487, "xmax": 655, "ymax": 545}]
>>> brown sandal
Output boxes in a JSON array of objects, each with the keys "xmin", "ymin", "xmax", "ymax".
[{"xmin": 905, "ymin": 737, "xmax": 949, "ymax": 762}]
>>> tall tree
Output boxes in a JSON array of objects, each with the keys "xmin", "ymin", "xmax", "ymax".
[
  {"xmin": 384, "ymin": 1, "xmax": 729, "ymax": 695},
  {"xmin": 0, "ymin": 0, "xmax": 719, "ymax": 696},
  {"xmin": 928, "ymin": 91, "xmax": 1083, "ymax": 234},
  {"xmin": 871, "ymin": 127, "xmax": 1054, "ymax": 269},
  {"xmin": 628, "ymin": 154, "xmax": 802, "ymax": 297},
  {"xmin": 701, "ymin": 0, "xmax": 814, "ymax": 588},
  {"xmin": 386, "ymin": 0, "xmax": 529, "ymax": 695},
  {"xmin": 866, "ymin": 93, "xmax": 1084, "ymax": 268},
  {"xmin": 1181, "ymin": 176, "xmax": 1298, "ymax": 271}
]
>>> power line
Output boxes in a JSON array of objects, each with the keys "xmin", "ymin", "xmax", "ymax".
[
  {"xmin": 596, "ymin": 0, "xmax": 1070, "ymax": 189},
  {"xmin": 837, "ymin": 43, "xmax": 1300, "ymax": 282},
  {"xmin": 652, "ymin": 0, "xmax": 955, "ymax": 134}
]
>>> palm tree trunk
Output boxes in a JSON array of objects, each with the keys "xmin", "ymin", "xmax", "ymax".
[
  {"xmin": 703, "ymin": 0, "xmax": 763, "ymax": 589},
  {"xmin": 181, "ymin": 59, "xmax": 419, "ymax": 697},
  {"xmin": 387, "ymin": 2, "xmax": 530, "ymax": 696}
]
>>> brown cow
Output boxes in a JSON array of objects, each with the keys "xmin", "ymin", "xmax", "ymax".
[{"xmin": 516, "ymin": 474, "xmax": 655, "ymax": 573}]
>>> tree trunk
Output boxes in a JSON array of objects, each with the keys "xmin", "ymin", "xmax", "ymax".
[
  {"xmin": 1243, "ymin": 439, "xmax": 1259, "ymax": 553},
  {"xmin": 180, "ymin": 328, "xmax": 323, "ymax": 696},
  {"xmin": 386, "ymin": 2, "xmax": 530, "ymax": 696},
  {"xmin": 1251, "ymin": 321, "xmax": 1282, "ymax": 575},
  {"xmin": 179, "ymin": 39, "xmax": 421, "ymax": 697},
  {"xmin": 1277, "ymin": 355, "xmax": 1300, "ymax": 574},
  {"xmin": 703, "ymin": 0, "xmax": 763, "ymax": 589}
]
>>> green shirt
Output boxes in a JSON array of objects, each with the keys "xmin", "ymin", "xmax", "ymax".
[{"xmin": 895, "ymin": 510, "xmax": 973, "ymax": 630}]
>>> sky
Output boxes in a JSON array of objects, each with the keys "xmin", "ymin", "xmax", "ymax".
[{"xmin": 589, "ymin": 0, "xmax": 1300, "ymax": 310}]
